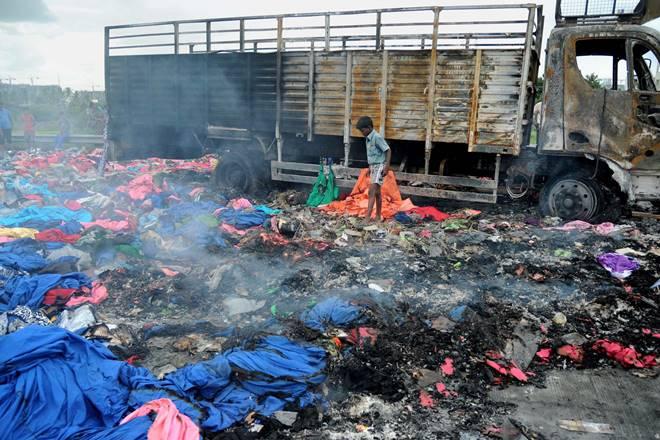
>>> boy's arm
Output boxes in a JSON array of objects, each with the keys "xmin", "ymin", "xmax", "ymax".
[
  {"xmin": 377, "ymin": 137, "xmax": 392, "ymax": 174},
  {"xmin": 383, "ymin": 148, "xmax": 392, "ymax": 175}
]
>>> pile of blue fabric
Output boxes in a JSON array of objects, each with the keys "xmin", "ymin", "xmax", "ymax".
[
  {"xmin": 0, "ymin": 239, "xmax": 47, "ymax": 272},
  {"xmin": 150, "ymin": 201, "xmax": 227, "ymax": 248},
  {"xmin": 5, "ymin": 177, "xmax": 56, "ymax": 198},
  {"xmin": 217, "ymin": 208, "xmax": 270, "ymax": 229},
  {"xmin": 0, "ymin": 272, "xmax": 91, "ymax": 312},
  {"xmin": 0, "ymin": 325, "xmax": 327, "ymax": 439},
  {"xmin": 301, "ymin": 297, "xmax": 364, "ymax": 332},
  {"xmin": 0, "ymin": 206, "xmax": 92, "ymax": 229}
]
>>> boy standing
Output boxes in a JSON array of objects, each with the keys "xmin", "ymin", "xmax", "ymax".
[{"xmin": 356, "ymin": 116, "xmax": 392, "ymax": 222}]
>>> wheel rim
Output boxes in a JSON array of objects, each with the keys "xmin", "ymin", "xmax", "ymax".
[
  {"xmin": 547, "ymin": 179, "xmax": 598, "ymax": 220},
  {"xmin": 221, "ymin": 164, "xmax": 250, "ymax": 192}
]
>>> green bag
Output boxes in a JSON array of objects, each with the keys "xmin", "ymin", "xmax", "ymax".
[{"xmin": 306, "ymin": 162, "xmax": 339, "ymax": 207}]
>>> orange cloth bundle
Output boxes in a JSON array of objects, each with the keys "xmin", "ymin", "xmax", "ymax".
[{"xmin": 321, "ymin": 168, "xmax": 414, "ymax": 219}]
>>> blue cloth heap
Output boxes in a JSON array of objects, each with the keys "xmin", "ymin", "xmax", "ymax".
[
  {"xmin": 0, "ymin": 206, "xmax": 93, "ymax": 229},
  {"xmin": 217, "ymin": 208, "xmax": 270, "ymax": 230},
  {"xmin": 0, "ymin": 239, "xmax": 47, "ymax": 272},
  {"xmin": 0, "ymin": 270, "xmax": 91, "ymax": 312},
  {"xmin": 0, "ymin": 325, "xmax": 327, "ymax": 439},
  {"xmin": 301, "ymin": 297, "xmax": 364, "ymax": 332}
]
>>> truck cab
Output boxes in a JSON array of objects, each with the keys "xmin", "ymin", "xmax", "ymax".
[{"xmin": 534, "ymin": 0, "xmax": 660, "ymax": 219}]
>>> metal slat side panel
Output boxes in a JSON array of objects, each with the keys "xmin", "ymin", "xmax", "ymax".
[
  {"xmin": 350, "ymin": 52, "xmax": 382, "ymax": 137},
  {"xmin": 178, "ymin": 54, "xmax": 207, "ymax": 128},
  {"xmin": 107, "ymin": 57, "xmax": 130, "ymax": 128},
  {"xmin": 250, "ymin": 53, "xmax": 277, "ymax": 131},
  {"xmin": 208, "ymin": 53, "xmax": 251, "ymax": 129},
  {"xmin": 281, "ymin": 53, "xmax": 310, "ymax": 133},
  {"xmin": 127, "ymin": 56, "xmax": 153, "ymax": 125},
  {"xmin": 432, "ymin": 50, "xmax": 475, "ymax": 144},
  {"xmin": 476, "ymin": 50, "xmax": 523, "ymax": 149},
  {"xmin": 385, "ymin": 52, "xmax": 430, "ymax": 141},
  {"xmin": 314, "ymin": 53, "xmax": 347, "ymax": 136}
]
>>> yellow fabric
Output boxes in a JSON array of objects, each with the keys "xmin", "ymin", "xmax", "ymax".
[{"xmin": 0, "ymin": 227, "xmax": 39, "ymax": 239}]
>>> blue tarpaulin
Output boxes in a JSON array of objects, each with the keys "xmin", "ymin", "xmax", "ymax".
[
  {"xmin": 301, "ymin": 297, "xmax": 364, "ymax": 332},
  {"xmin": 0, "ymin": 206, "xmax": 93, "ymax": 229},
  {"xmin": 0, "ymin": 272, "xmax": 91, "ymax": 311},
  {"xmin": 0, "ymin": 326, "xmax": 326, "ymax": 439}
]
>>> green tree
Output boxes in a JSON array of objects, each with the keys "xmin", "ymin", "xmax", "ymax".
[
  {"xmin": 535, "ymin": 76, "xmax": 544, "ymax": 102},
  {"xmin": 584, "ymin": 73, "xmax": 603, "ymax": 89}
]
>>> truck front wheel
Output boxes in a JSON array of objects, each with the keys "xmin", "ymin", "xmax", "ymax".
[{"xmin": 539, "ymin": 171, "xmax": 604, "ymax": 221}]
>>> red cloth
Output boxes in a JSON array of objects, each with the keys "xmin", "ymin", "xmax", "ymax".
[
  {"xmin": 64, "ymin": 200, "xmax": 82, "ymax": 211},
  {"xmin": 409, "ymin": 206, "xmax": 450, "ymax": 222},
  {"xmin": 117, "ymin": 174, "xmax": 161, "ymax": 201},
  {"xmin": 69, "ymin": 156, "xmax": 97, "ymax": 173},
  {"xmin": 35, "ymin": 229, "xmax": 80, "ymax": 244},
  {"xmin": 43, "ymin": 288, "xmax": 77, "ymax": 306},
  {"xmin": 592, "ymin": 340, "xmax": 657, "ymax": 368}
]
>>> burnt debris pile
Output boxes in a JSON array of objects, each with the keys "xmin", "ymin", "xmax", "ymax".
[{"xmin": 0, "ymin": 147, "xmax": 657, "ymax": 439}]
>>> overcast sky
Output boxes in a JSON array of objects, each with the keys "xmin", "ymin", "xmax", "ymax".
[{"xmin": 0, "ymin": 0, "xmax": 658, "ymax": 90}]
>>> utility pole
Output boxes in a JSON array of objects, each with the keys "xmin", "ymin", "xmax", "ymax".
[
  {"xmin": 3, "ymin": 77, "xmax": 16, "ymax": 86},
  {"xmin": 29, "ymin": 77, "xmax": 40, "ymax": 86}
]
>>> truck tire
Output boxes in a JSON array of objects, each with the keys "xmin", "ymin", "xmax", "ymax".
[
  {"xmin": 539, "ymin": 171, "xmax": 605, "ymax": 221},
  {"xmin": 214, "ymin": 150, "xmax": 268, "ymax": 194}
]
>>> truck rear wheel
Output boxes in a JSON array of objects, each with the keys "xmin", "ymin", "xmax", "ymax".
[
  {"xmin": 214, "ymin": 150, "xmax": 268, "ymax": 194},
  {"xmin": 539, "ymin": 171, "xmax": 604, "ymax": 221}
]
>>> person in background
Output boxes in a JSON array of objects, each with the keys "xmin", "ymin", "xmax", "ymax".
[
  {"xmin": 54, "ymin": 112, "xmax": 71, "ymax": 150},
  {"xmin": 356, "ymin": 115, "xmax": 392, "ymax": 223},
  {"xmin": 0, "ymin": 103, "xmax": 13, "ymax": 153},
  {"xmin": 21, "ymin": 108, "xmax": 36, "ymax": 152}
]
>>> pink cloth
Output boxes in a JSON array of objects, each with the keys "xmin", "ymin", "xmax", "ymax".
[
  {"xmin": 230, "ymin": 198, "xmax": 253, "ymax": 209},
  {"xmin": 189, "ymin": 187, "xmax": 205, "ymax": 198},
  {"xmin": 117, "ymin": 174, "xmax": 161, "ymax": 201},
  {"xmin": 0, "ymin": 237, "xmax": 15, "ymax": 243},
  {"xmin": 82, "ymin": 219, "xmax": 131, "ymax": 232},
  {"xmin": 120, "ymin": 398, "xmax": 200, "ymax": 440},
  {"xmin": 66, "ymin": 282, "xmax": 108, "ymax": 307},
  {"xmin": 555, "ymin": 220, "xmax": 617, "ymax": 235},
  {"xmin": 595, "ymin": 222, "xmax": 615, "ymax": 235},
  {"xmin": 161, "ymin": 268, "xmax": 179, "ymax": 277},
  {"xmin": 221, "ymin": 223, "xmax": 248, "ymax": 236}
]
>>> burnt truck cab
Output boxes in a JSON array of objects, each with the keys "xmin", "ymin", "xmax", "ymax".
[{"xmin": 535, "ymin": 0, "xmax": 660, "ymax": 219}]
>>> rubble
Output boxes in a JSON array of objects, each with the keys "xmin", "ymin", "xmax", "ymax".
[{"xmin": 0, "ymin": 147, "xmax": 657, "ymax": 439}]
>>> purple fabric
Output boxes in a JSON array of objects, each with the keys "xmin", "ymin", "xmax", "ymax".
[{"xmin": 597, "ymin": 253, "xmax": 640, "ymax": 279}]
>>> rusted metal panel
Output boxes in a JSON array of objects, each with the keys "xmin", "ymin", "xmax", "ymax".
[
  {"xmin": 379, "ymin": 51, "xmax": 389, "ymax": 135},
  {"xmin": 469, "ymin": 50, "xmax": 525, "ymax": 149},
  {"xmin": 425, "ymin": 8, "xmax": 440, "ymax": 174},
  {"xmin": 350, "ymin": 52, "xmax": 383, "ymax": 136},
  {"xmin": 468, "ymin": 49, "xmax": 482, "ymax": 150},
  {"xmin": 433, "ymin": 51, "xmax": 476, "ymax": 144},
  {"xmin": 384, "ymin": 52, "xmax": 429, "ymax": 141},
  {"xmin": 313, "ymin": 53, "xmax": 347, "ymax": 135},
  {"xmin": 281, "ymin": 52, "xmax": 310, "ymax": 133}
]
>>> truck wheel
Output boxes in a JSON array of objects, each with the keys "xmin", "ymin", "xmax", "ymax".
[
  {"xmin": 214, "ymin": 152, "xmax": 257, "ymax": 194},
  {"xmin": 539, "ymin": 171, "xmax": 604, "ymax": 221}
]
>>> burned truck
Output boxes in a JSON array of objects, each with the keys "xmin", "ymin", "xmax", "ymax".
[{"xmin": 104, "ymin": 0, "xmax": 660, "ymax": 220}]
